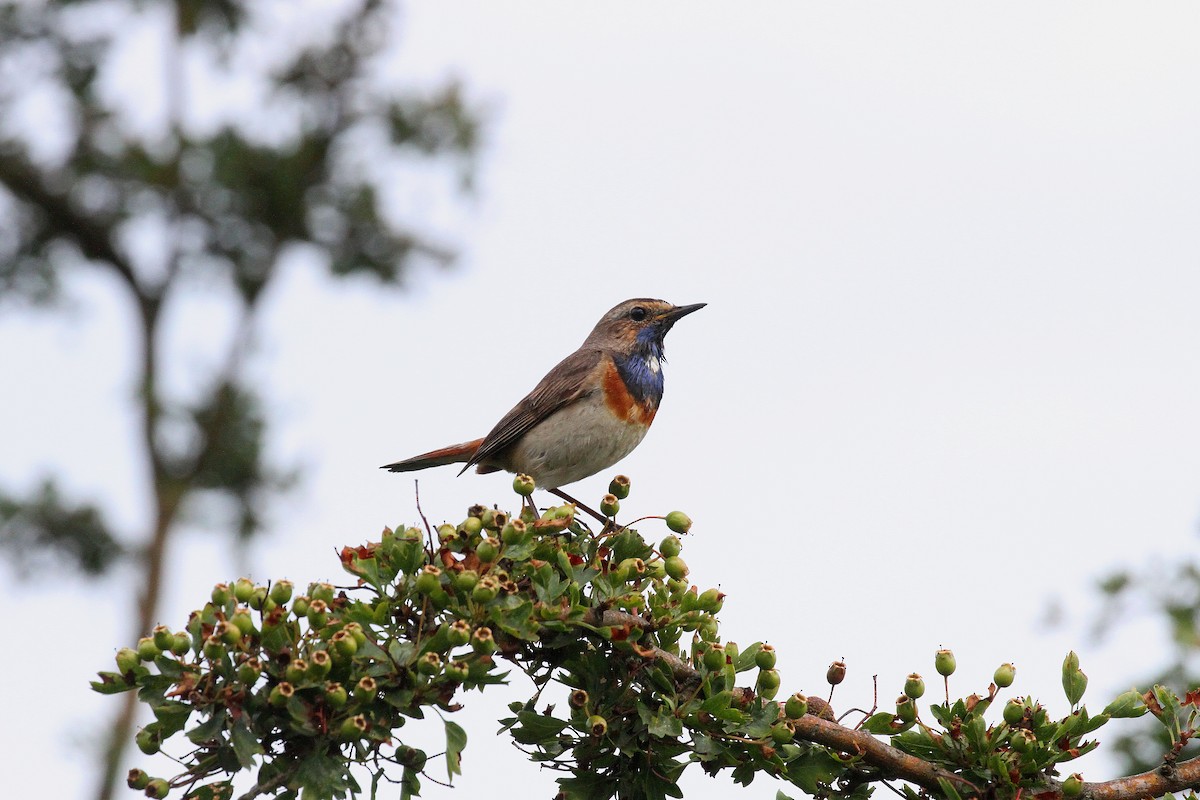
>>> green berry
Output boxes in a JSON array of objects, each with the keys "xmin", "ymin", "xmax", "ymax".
[
  {"xmin": 339, "ymin": 714, "xmax": 370, "ymax": 740},
  {"xmin": 152, "ymin": 625, "xmax": 174, "ymax": 651},
  {"xmin": 771, "ymin": 720, "xmax": 796, "ymax": 744},
  {"xmin": 784, "ymin": 692, "xmax": 809, "ymax": 719},
  {"xmin": 307, "ymin": 651, "xmax": 331, "ymax": 680},
  {"xmin": 217, "ymin": 620, "xmax": 242, "ymax": 647},
  {"xmin": 513, "ymin": 473, "xmax": 536, "ymax": 496},
  {"xmin": 344, "ymin": 622, "xmax": 367, "ymax": 648},
  {"xmin": 476, "ymin": 536, "xmax": 499, "ymax": 563},
  {"xmin": 994, "ymin": 662, "xmax": 1016, "ymax": 688},
  {"xmin": 445, "ymin": 659, "xmax": 470, "ymax": 681},
  {"xmin": 248, "ymin": 587, "xmax": 270, "ymax": 611},
  {"xmin": 144, "ymin": 778, "xmax": 170, "ymax": 799},
  {"xmin": 285, "ymin": 659, "xmax": 307, "ymax": 684},
  {"xmin": 126, "ymin": 769, "xmax": 150, "ymax": 790},
  {"xmin": 586, "ymin": 714, "xmax": 608, "ymax": 736},
  {"xmin": 472, "ymin": 575, "xmax": 500, "ymax": 603},
  {"xmin": 135, "ymin": 724, "xmax": 162, "ymax": 755},
  {"xmin": 600, "ymin": 494, "xmax": 620, "ymax": 517},
  {"xmin": 665, "ymin": 510, "xmax": 692, "ymax": 534},
  {"xmin": 569, "ymin": 689, "xmax": 590, "ymax": 709},
  {"xmin": 269, "ymin": 580, "xmax": 294, "ymax": 605},
  {"xmin": 904, "ymin": 673, "xmax": 925, "ymax": 699},
  {"xmin": 471, "ymin": 626, "xmax": 496, "ymax": 654},
  {"xmin": 756, "ymin": 668, "xmax": 781, "ymax": 699},
  {"xmin": 935, "ymin": 648, "xmax": 956, "ymax": 677},
  {"xmin": 608, "ymin": 475, "xmax": 631, "ymax": 499},
  {"xmin": 500, "ymin": 519, "xmax": 527, "ymax": 545},
  {"xmin": 697, "ymin": 588, "xmax": 724, "ymax": 613},
  {"xmin": 664, "ymin": 556, "xmax": 689, "ymax": 581},
  {"xmin": 269, "ymin": 682, "xmax": 295, "ymax": 708},
  {"xmin": 233, "ymin": 577, "xmax": 255, "ymax": 604},
  {"xmin": 1011, "ymin": 728, "xmax": 1035, "ymax": 753},
  {"xmin": 331, "ymin": 630, "xmax": 358, "ymax": 658},
  {"xmin": 454, "ymin": 569, "xmax": 480, "ymax": 592},
  {"xmin": 325, "ymin": 682, "xmax": 348, "ymax": 708},
  {"xmin": 659, "ymin": 535, "xmax": 682, "ymax": 558},
  {"xmin": 291, "ymin": 595, "xmax": 311, "ymax": 617},
  {"xmin": 136, "ymin": 637, "xmax": 161, "ymax": 662},
  {"xmin": 397, "ymin": 745, "xmax": 427, "ymax": 771},
  {"xmin": 896, "ymin": 695, "xmax": 917, "ymax": 723},
  {"xmin": 1062, "ymin": 774, "xmax": 1083, "ymax": 798},
  {"xmin": 755, "ymin": 644, "xmax": 777, "ymax": 670},
  {"xmin": 414, "ymin": 565, "xmax": 442, "ymax": 595},
  {"xmin": 210, "ymin": 582, "xmax": 231, "ymax": 606},
  {"xmin": 237, "ymin": 658, "xmax": 263, "ymax": 685},
  {"xmin": 170, "ymin": 632, "xmax": 191, "ymax": 657},
  {"xmin": 203, "ymin": 635, "xmax": 225, "ymax": 661},
  {"xmin": 306, "ymin": 598, "xmax": 328, "ymax": 628},
  {"xmin": 116, "ymin": 647, "xmax": 140, "ymax": 674},
  {"xmin": 447, "ymin": 620, "xmax": 471, "ymax": 647},
  {"xmin": 354, "ymin": 676, "xmax": 378, "ymax": 701},
  {"xmin": 417, "ymin": 651, "xmax": 442, "ymax": 676},
  {"xmin": 702, "ymin": 643, "xmax": 726, "ymax": 671},
  {"xmin": 310, "ymin": 582, "xmax": 335, "ymax": 604},
  {"xmin": 230, "ymin": 608, "xmax": 255, "ymax": 637},
  {"xmin": 1003, "ymin": 697, "xmax": 1026, "ymax": 725},
  {"xmin": 460, "ymin": 516, "xmax": 483, "ymax": 536}
]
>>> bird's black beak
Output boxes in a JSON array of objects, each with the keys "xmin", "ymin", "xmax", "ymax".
[{"xmin": 659, "ymin": 302, "xmax": 706, "ymax": 330}]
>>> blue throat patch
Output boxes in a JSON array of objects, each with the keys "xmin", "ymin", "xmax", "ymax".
[{"xmin": 617, "ymin": 332, "xmax": 666, "ymax": 406}]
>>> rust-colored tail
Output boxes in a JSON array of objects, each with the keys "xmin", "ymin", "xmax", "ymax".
[{"xmin": 381, "ymin": 438, "xmax": 485, "ymax": 474}]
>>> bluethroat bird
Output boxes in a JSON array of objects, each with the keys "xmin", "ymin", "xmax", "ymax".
[{"xmin": 382, "ymin": 298, "xmax": 704, "ymax": 514}]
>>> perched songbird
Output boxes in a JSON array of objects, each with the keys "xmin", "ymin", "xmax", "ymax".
[{"xmin": 382, "ymin": 298, "xmax": 705, "ymax": 492}]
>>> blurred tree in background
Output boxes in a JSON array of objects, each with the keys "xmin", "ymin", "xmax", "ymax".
[
  {"xmin": 1091, "ymin": 554, "xmax": 1200, "ymax": 773},
  {"xmin": 0, "ymin": 1, "xmax": 480, "ymax": 798}
]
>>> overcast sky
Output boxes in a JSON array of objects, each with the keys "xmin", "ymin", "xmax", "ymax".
[{"xmin": 3, "ymin": 3, "xmax": 1200, "ymax": 798}]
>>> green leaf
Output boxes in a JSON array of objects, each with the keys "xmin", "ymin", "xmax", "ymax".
[
  {"xmin": 187, "ymin": 712, "xmax": 227, "ymax": 745},
  {"xmin": 183, "ymin": 782, "xmax": 233, "ymax": 800},
  {"xmin": 489, "ymin": 598, "xmax": 540, "ymax": 641},
  {"xmin": 230, "ymin": 722, "xmax": 264, "ymax": 768},
  {"xmin": 509, "ymin": 710, "xmax": 569, "ymax": 745},
  {"xmin": 152, "ymin": 701, "xmax": 193, "ymax": 737},
  {"xmin": 860, "ymin": 712, "xmax": 900, "ymax": 735},
  {"xmin": 444, "ymin": 719, "xmax": 467, "ymax": 782},
  {"xmin": 399, "ymin": 766, "xmax": 421, "ymax": 800},
  {"xmin": 1062, "ymin": 651, "xmax": 1088, "ymax": 706},
  {"xmin": 647, "ymin": 710, "xmax": 683, "ymax": 739},
  {"xmin": 90, "ymin": 672, "xmax": 137, "ymax": 695},
  {"xmin": 1103, "ymin": 689, "xmax": 1147, "ymax": 718}
]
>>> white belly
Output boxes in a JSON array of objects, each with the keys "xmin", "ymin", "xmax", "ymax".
[{"xmin": 506, "ymin": 394, "xmax": 648, "ymax": 489}]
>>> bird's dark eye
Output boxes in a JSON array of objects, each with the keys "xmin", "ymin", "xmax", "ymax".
[{"xmin": 629, "ymin": 306, "xmax": 647, "ymax": 321}]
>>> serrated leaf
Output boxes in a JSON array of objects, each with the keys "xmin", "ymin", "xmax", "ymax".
[
  {"xmin": 230, "ymin": 722, "xmax": 264, "ymax": 768},
  {"xmin": 187, "ymin": 713, "xmax": 227, "ymax": 745},
  {"xmin": 153, "ymin": 701, "xmax": 193, "ymax": 737},
  {"xmin": 648, "ymin": 711, "xmax": 683, "ymax": 739},
  {"xmin": 510, "ymin": 710, "xmax": 569, "ymax": 745},
  {"xmin": 90, "ymin": 672, "xmax": 137, "ymax": 695}
]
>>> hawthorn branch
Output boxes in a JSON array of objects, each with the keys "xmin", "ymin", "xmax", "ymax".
[
  {"xmin": 1085, "ymin": 756, "xmax": 1200, "ymax": 800},
  {"xmin": 588, "ymin": 610, "xmax": 1200, "ymax": 800}
]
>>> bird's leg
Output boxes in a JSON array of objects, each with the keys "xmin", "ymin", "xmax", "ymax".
[{"xmin": 549, "ymin": 488, "xmax": 610, "ymax": 529}]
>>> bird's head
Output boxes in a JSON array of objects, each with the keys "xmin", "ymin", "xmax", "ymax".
[{"xmin": 584, "ymin": 298, "xmax": 706, "ymax": 354}]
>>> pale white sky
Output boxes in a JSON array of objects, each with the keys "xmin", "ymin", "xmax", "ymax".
[{"xmin": 3, "ymin": 3, "xmax": 1200, "ymax": 798}]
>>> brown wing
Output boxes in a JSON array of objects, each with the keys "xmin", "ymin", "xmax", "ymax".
[{"xmin": 462, "ymin": 348, "xmax": 604, "ymax": 474}]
